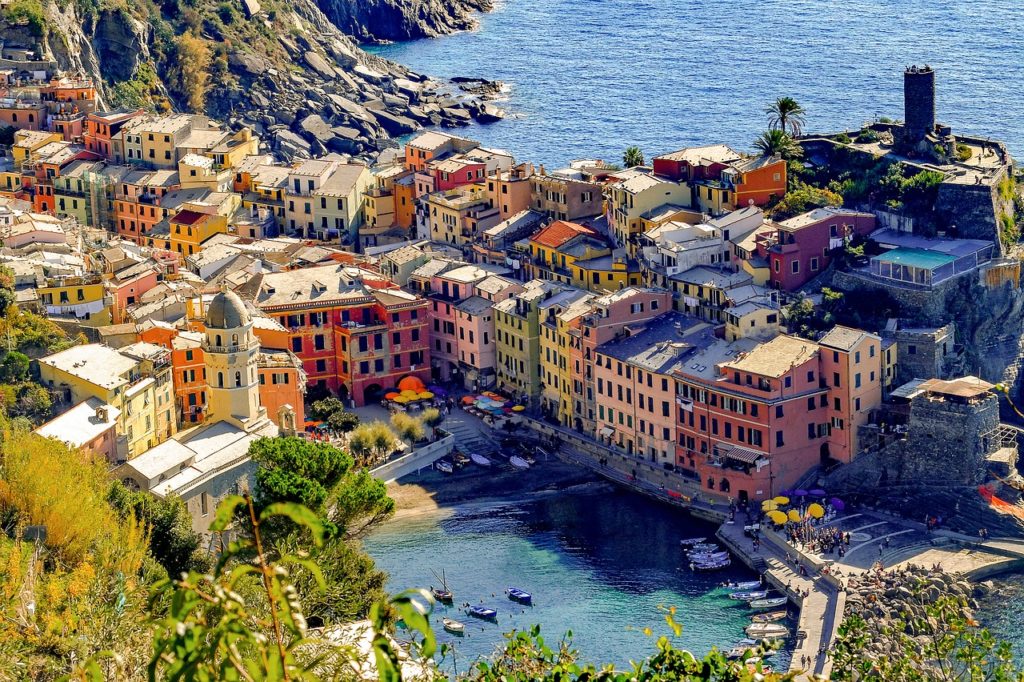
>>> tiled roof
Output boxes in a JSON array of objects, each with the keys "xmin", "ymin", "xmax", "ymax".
[{"xmin": 530, "ymin": 220, "xmax": 597, "ymax": 249}]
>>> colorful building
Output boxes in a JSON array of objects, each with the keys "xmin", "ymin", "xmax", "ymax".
[
  {"xmin": 38, "ymin": 342, "xmax": 176, "ymax": 460},
  {"xmin": 756, "ymin": 208, "xmax": 876, "ymax": 290}
]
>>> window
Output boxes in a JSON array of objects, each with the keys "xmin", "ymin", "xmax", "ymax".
[
  {"xmin": 784, "ymin": 376, "xmax": 792, "ymax": 388},
  {"xmin": 855, "ymin": 397, "xmax": 861, "ymax": 411},
  {"xmin": 833, "ymin": 372, "xmax": 840, "ymax": 387},
  {"xmin": 791, "ymin": 260, "xmax": 799, "ymax": 274},
  {"xmin": 291, "ymin": 337, "xmax": 302, "ymax": 352},
  {"xmin": 315, "ymin": 359, "xmax": 326, "ymax": 372},
  {"xmin": 808, "ymin": 423, "xmax": 816, "ymax": 439},
  {"xmin": 908, "ymin": 344, "xmax": 917, "ymax": 355},
  {"xmin": 775, "ymin": 431, "xmax": 784, "ymax": 447},
  {"xmin": 855, "ymin": 373, "xmax": 862, "ymax": 388},
  {"xmin": 810, "ymin": 257, "xmax": 819, "ymax": 271},
  {"xmin": 234, "ymin": 371, "xmax": 242, "ymax": 387},
  {"xmin": 201, "ymin": 492, "xmax": 209, "ymax": 517},
  {"xmin": 869, "ymin": 344, "xmax": 876, "ymax": 358},
  {"xmin": 775, "ymin": 405, "xmax": 784, "ymax": 418},
  {"xmin": 807, "ymin": 396, "xmax": 816, "ymax": 410}
]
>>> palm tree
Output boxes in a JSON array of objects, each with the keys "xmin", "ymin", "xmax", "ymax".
[
  {"xmin": 754, "ymin": 129, "xmax": 803, "ymax": 160},
  {"xmin": 623, "ymin": 146, "xmax": 644, "ymax": 168},
  {"xmin": 765, "ymin": 97, "xmax": 807, "ymax": 137}
]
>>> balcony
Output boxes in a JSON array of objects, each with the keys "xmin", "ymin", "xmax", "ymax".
[{"xmin": 203, "ymin": 341, "xmax": 256, "ymax": 353}]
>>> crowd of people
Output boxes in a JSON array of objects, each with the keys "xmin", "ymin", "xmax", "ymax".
[{"xmin": 787, "ymin": 524, "xmax": 852, "ymax": 558}]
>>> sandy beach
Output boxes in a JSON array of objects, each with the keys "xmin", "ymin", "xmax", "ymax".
[{"xmin": 386, "ymin": 455, "xmax": 607, "ymax": 520}]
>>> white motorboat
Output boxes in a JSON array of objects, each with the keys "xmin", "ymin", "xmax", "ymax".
[
  {"xmin": 679, "ymin": 537, "xmax": 707, "ymax": 546},
  {"xmin": 689, "ymin": 551, "xmax": 730, "ymax": 562},
  {"xmin": 435, "ymin": 459, "xmax": 454, "ymax": 474},
  {"xmin": 442, "ymin": 618, "xmax": 465, "ymax": 634},
  {"xmin": 728, "ymin": 590, "xmax": 769, "ymax": 601},
  {"xmin": 470, "ymin": 453, "xmax": 492, "ymax": 467},
  {"xmin": 749, "ymin": 597, "xmax": 788, "ymax": 609},
  {"xmin": 721, "ymin": 580, "xmax": 762, "ymax": 590},
  {"xmin": 745, "ymin": 623, "xmax": 790, "ymax": 638},
  {"xmin": 509, "ymin": 455, "xmax": 531, "ymax": 470}
]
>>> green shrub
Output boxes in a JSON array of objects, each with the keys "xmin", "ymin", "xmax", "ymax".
[
  {"xmin": 3, "ymin": 0, "xmax": 47, "ymax": 37},
  {"xmin": 834, "ymin": 133, "xmax": 851, "ymax": 144}
]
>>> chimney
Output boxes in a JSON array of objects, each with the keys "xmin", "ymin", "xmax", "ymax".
[
  {"xmin": 539, "ymin": 164, "xmax": 546, "ymax": 177},
  {"xmin": 95, "ymin": 405, "xmax": 108, "ymax": 422}
]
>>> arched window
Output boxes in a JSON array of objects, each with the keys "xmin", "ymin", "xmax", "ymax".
[
  {"xmin": 217, "ymin": 372, "xmax": 224, "ymax": 388},
  {"xmin": 232, "ymin": 333, "xmax": 238, "ymax": 345},
  {"xmin": 215, "ymin": 334, "xmax": 222, "ymax": 347},
  {"xmin": 235, "ymin": 371, "xmax": 242, "ymax": 387}
]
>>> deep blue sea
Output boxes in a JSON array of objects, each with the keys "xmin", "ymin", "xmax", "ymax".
[
  {"xmin": 368, "ymin": 0, "xmax": 1023, "ymax": 168},
  {"xmin": 363, "ymin": 490, "xmax": 780, "ymax": 673}
]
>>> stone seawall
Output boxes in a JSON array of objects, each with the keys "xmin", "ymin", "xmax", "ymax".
[{"xmin": 934, "ymin": 165, "xmax": 1013, "ymax": 247}]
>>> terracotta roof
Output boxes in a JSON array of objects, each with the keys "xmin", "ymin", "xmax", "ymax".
[
  {"xmin": 172, "ymin": 209, "xmax": 208, "ymax": 226},
  {"xmin": 530, "ymin": 220, "xmax": 597, "ymax": 249}
]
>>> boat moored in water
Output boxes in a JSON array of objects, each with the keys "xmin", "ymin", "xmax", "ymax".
[
  {"xmin": 509, "ymin": 455, "xmax": 531, "ymax": 470},
  {"xmin": 679, "ymin": 537, "xmax": 707, "ymax": 546},
  {"xmin": 745, "ymin": 622, "xmax": 790, "ymax": 638},
  {"xmin": 442, "ymin": 618, "xmax": 465, "ymax": 634},
  {"xmin": 721, "ymin": 580, "xmax": 761, "ymax": 590},
  {"xmin": 751, "ymin": 610, "xmax": 788, "ymax": 623},
  {"xmin": 728, "ymin": 590, "xmax": 769, "ymax": 601},
  {"xmin": 749, "ymin": 597, "xmax": 788, "ymax": 609},
  {"xmin": 467, "ymin": 605, "xmax": 498, "ymax": 620},
  {"xmin": 506, "ymin": 587, "xmax": 533, "ymax": 605},
  {"xmin": 431, "ymin": 587, "xmax": 453, "ymax": 603}
]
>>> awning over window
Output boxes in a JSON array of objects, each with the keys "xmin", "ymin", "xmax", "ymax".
[
  {"xmin": 598, "ymin": 426, "xmax": 614, "ymax": 438},
  {"xmin": 718, "ymin": 443, "xmax": 766, "ymax": 465}
]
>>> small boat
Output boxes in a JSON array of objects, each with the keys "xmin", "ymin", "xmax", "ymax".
[
  {"xmin": 431, "ymin": 587, "xmax": 454, "ymax": 603},
  {"xmin": 751, "ymin": 610, "xmax": 788, "ymax": 623},
  {"xmin": 435, "ymin": 459, "xmax": 454, "ymax": 474},
  {"xmin": 688, "ymin": 543, "xmax": 721, "ymax": 553},
  {"xmin": 679, "ymin": 537, "xmax": 707, "ymax": 546},
  {"xmin": 745, "ymin": 623, "xmax": 790, "ymax": 638},
  {"xmin": 749, "ymin": 597, "xmax": 788, "ymax": 610},
  {"xmin": 722, "ymin": 580, "xmax": 762, "ymax": 590},
  {"xmin": 452, "ymin": 452, "xmax": 471, "ymax": 468},
  {"xmin": 442, "ymin": 618, "xmax": 465, "ymax": 634},
  {"xmin": 689, "ymin": 550, "xmax": 728, "ymax": 560},
  {"xmin": 470, "ymin": 453, "xmax": 492, "ymax": 467},
  {"xmin": 509, "ymin": 455, "xmax": 531, "ymax": 470},
  {"xmin": 506, "ymin": 587, "xmax": 532, "ymax": 605},
  {"xmin": 725, "ymin": 647, "xmax": 754, "ymax": 660},
  {"xmin": 467, "ymin": 605, "xmax": 498, "ymax": 621},
  {"xmin": 691, "ymin": 558, "xmax": 731, "ymax": 571},
  {"xmin": 729, "ymin": 590, "xmax": 769, "ymax": 601}
]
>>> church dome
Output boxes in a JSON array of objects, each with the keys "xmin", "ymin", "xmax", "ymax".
[{"xmin": 206, "ymin": 289, "xmax": 251, "ymax": 329}]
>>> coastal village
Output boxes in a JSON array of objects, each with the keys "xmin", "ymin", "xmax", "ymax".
[{"xmin": 4, "ymin": 54, "xmax": 1024, "ymax": 678}]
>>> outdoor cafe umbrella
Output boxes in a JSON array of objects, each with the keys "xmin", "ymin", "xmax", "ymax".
[
  {"xmin": 418, "ymin": 391, "xmax": 434, "ymax": 400},
  {"xmin": 809, "ymin": 489, "xmax": 828, "ymax": 497},
  {"xmin": 787, "ymin": 509, "xmax": 802, "ymax": 523},
  {"xmin": 461, "ymin": 396, "xmax": 475, "ymax": 405},
  {"xmin": 772, "ymin": 496, "xmax": 790, "ymax": 506},
  {"xmin": 793, "ymin": 489, "xmax": 809, "ymax": 497},
  {"xmin": 808, "ymin": 503, "xmax": 825, "ymax": 519},
  {"xmin": 385, "ymin": 392, "xmax": 400, "ymax": 400},
  {"xmin": 761, "ymin": 500, "xmax": 779, "ymax": 512},
  {"xmin": 767, "ymin": 510, "xmax": 788, "ymax": 525},
  {"xmin": 512, "ymin": 405, "xmax": 526, "ymax": 412},
  {"xmin": 830, "ymin": 497, "xmax": 845, "ymax": 511}
]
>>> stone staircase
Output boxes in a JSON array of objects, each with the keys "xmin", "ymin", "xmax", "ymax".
[{"xmin": 442, "ymin": 413, "xmax": 498, "ymax": 458}]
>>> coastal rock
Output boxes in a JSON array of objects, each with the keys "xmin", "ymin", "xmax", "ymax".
[
  {"xmin": 371, "ymin": 109, "xmax": 419, "ymax": 136},
  {"xmin": 314, "ymin": 0, "xmax": 494, "ymax": 43},
  {"xmin": 304, "ymin": 51, "xmax": 337, "ymax": 80}
]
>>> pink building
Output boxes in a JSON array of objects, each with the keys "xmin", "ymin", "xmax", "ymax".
[
  {"xmin": 571, "ymin": 287, "xmax": 674, "ymax": 433},
  {"xmin": 423, "ymin": 262, "xmax": 518, "ymax": 388},
  {"xmin": 755, "ymin": 208, "xmax": 876, "ymax": 290},
  {"xmin": 107, "ymin": 262, "xmax": 160, "ymax": 323},
  {"xmin": 34, "ymin": 397, "xmax": 121, "ymax": 463}
]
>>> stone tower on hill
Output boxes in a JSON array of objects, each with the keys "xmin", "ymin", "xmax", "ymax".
[
  {"xmin": 903, "ymin": 65, "xmax": 936, "ymax": 145},
  {"xmin": 204, "ymin": 287, "xmax": 266, "ymax": 430}
]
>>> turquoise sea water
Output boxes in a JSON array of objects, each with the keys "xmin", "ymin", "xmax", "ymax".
[
  {"xmin": 363, "ymin": 489, "xmax": 782, "ymax": 672},
  {"xmin": 368, "ymin": 0, "xmax": 1023, "ymax": 167}
]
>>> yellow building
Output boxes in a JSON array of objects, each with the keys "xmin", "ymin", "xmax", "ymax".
[
  {"xmin": 11, "ymin": 130, "xmax": 62, "ymax": 166},
  {"xmin": 724, "ymin": 302, "xmax": 781, "ymax": 341},
  {"xmin": 605, "ymin": 169, "xmax": 691, "ymax": 253},
  {"xmin": 311, "ymin": 162, "xmax": 373, "ymax": 244},
  {"xmin": 178, "ymin": 153, "xmax": 231, "ymax": 190},
  {"xmin": 169, "ymin": 208, "xmax": 229, "ymax": 258},
  {"xmin": 240, "ymin": 163, "xmax": 288, "ymax": 229},
  {"xmin": 127, "ymin": 114, "xmax": 196, "ymax": 168},
  {"xmin": 525, "ymin": 219, "xmax": 619, "ymax": 289},
  {"xmin": 538, "ymin": 288, "xmax": 593, "ymax": 423},
  {"xmin": 37, "ymin": 273, "xmax": 113, "ymax": 326},
  {"xmin": 208, "ymin": 128, "xmax": 260, "ymax": 169},
  {"xmin": 38, "ymin": 342, "xmax": 176, "ymax": 460},
  {"xmin": 571, "ymin": 251, "xmax": 643, "ymax": 292},
  {"xmin": 494, "ymin": 279, "xmax": 568, "ymax": 405},
  {"xmin": 426, "ymin": 184, "xmax": 500, "ymax": 246}
]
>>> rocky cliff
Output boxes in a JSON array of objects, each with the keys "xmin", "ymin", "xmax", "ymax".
[
  {"xmin": 315, "ymin": 0, "xmax": 493, "ymax": 43},
  {"xmin": 10, "ymin": 0, "xmax": 498, "ymax": 161}
]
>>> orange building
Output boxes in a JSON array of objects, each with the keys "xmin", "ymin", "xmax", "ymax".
[
  {"xmin": 39, "ymin": 76, "xmax": 97, "ymax": 115},
  {"xmin": 394, "ymin": 174, "xmax": 416, "ymax": 230},
  {"xmin": 486, "ymin": 162, "xmax": 534, "ymax": 221},
  {"xmin": 84, "ymin": 109, "xmax": 145, "ymax": 161},
  {"xmin": 113, "ymin": 169, "xmax": 181, "ymax": 243},
  {"xmin": 0, "ymin": 103, "xmax": 46, "ymax": 131},
  {"xmin": 139, "ymin": 325, "xmax": 209, "ymax": 425}
]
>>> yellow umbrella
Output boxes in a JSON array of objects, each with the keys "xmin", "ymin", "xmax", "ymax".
[
  {"xmin": 761, "ymin": 500, "xmax": 778, "ymax": 512},
  {"xmin": 808, "ymin": 503, "xmax": 825, "ymax": 519},
  {"xmin": 788, "ymin": 509, "xmax": 802, "ymax": 523},
  {"xmin": 418, "ymin": 391, "xmax": 434, "ymax": 400},
  {"xmin": 512, "ymin": 405, "xmax": 526, "ymax": 412},
  {"xmin": 767, "ymin": 510, "xmax": 788, "ymax": 525},
  {"xmin": 773, "ymin": 496, "xmax": 790, "ymax": 506},
  {"xmin": 401, "ymin": 389, "xmax": 418, "ymax": 398},
  {"xmin": 393, "ymin": 396, "xmax": 410, "ymax": 404}
]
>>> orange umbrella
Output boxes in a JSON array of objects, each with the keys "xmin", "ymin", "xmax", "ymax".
[
  {"xmin": 385, "ymin": 392, "xmax": 400, "ymax": 400},
  {"xmin": 461, "ymin": 396, "xmax": 475, "ymax": 405},
  {"xmin": 398, "ymin": 376, "xmax": 426, "ymax": 392}
]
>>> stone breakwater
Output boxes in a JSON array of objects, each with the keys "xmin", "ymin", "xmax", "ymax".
[{"xmin": 843, "ymin": 565, "xmax": 990, "ymax": 655}]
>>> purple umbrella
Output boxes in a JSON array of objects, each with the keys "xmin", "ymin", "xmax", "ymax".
[
  {"xmin": 794, "ymin": 489, "xmax": 809, "ymax": 497},
  {"xmin": 780, "ymin": 489, "xmax": 796, "ymax": 496},
  {"xmin": 830, "ymin": 497, "xmax": 845, "ymax": 511},
  {"xmin": 809, "ymin": 489, "xmax": 827, "ymax": 497},
  {"xmin": 427, "ymin": 385, "xmax": 448, "ymax": 397}
]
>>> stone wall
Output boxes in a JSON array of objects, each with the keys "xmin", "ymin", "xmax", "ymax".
[
  {"xmin": 831, "ymin": 270, "xmax": 957, "ymax": 326},
  {"xmin": 934, "ymin": 165, "xmax": 1013, "ymax": 248}
]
